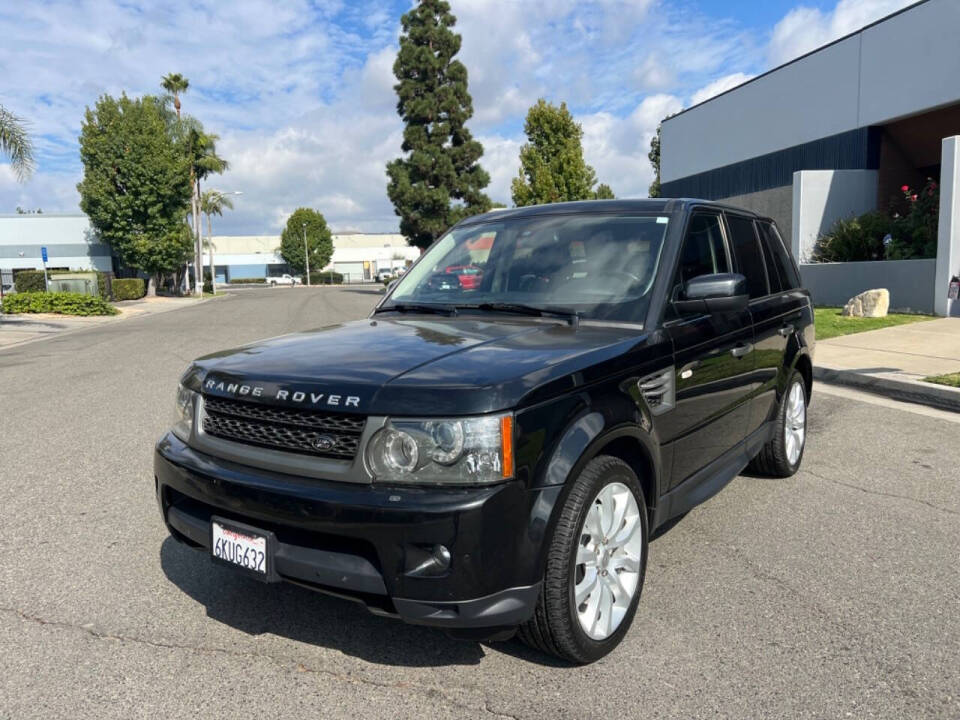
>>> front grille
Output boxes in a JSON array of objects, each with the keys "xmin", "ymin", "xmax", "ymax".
[{"xmin": 201, "ymin": 395, "xmax": 366, "ymax": 460}]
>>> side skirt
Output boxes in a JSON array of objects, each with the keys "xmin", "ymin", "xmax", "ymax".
[{"xmin": 653, "ymin": 421, "xmax": 774, "ymax": 528}]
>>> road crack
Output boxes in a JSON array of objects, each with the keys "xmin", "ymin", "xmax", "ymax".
[
  {"xmin": 1, "ymin": 605, "xmax": 517, "ymax": 719},
  {"xmin": 803, "ymin": 467, "xmax": 959, "ymax": 517}
]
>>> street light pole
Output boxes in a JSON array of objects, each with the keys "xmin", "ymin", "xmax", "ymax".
[{"xmin": 302, "ymin": 222, "xmax": 310, "ymax": 286}]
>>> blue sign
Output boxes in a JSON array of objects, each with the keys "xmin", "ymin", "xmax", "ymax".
[{"xmin": 41, "ymin": 246, "xmax": 48, "ymax": 263}]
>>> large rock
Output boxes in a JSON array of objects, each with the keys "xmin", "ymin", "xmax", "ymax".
[{"xmin": 842, "ymin": 288, "xmax": 890, "ymax": 318}]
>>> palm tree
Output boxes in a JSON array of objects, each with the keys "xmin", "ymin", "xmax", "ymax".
[
  {"xmin": 0, "ymin": 105, "xmax": 35, "ymax": 181},
  {"xmin": 160, "ymin": 73, "xmax": 189, "ymax": 119},
  {"xmin": 161, "ymin": 73, "xmax": 190, "ymax": 291},
  {"xmin": 184, "ymin": 124, "xmax": 229, "ymax": 295},
  {"xmin": 200, "ymin": 190, "xmax": 235, "ymax": 295}
]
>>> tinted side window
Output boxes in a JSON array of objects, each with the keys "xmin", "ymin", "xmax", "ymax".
[
  {"xmin": 758, "ymin": 221, "xmax": 800, "ymax": 290},
  {"xmin": 727, "ymin": 214, "xmax": 768, "ymax": 299},
  {"xmin": 755, "ymin": 221, "xmax": 783, "ymax": 293},
  {"xmin": 673, "ymin": 212, "xmax": 729, "ymax": 292}
]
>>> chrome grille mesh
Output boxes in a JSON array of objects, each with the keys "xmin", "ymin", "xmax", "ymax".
[{"xmin": 201, "ymin": 396, "xmax": 365, "ymax": 459}]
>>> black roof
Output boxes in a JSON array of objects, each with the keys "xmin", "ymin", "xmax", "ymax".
[{"xmin": 457, "ymin": 198, "xmax": 761, "ymax": 226}]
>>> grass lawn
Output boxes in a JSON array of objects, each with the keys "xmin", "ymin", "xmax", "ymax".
[
  {"xmin": 923, "ymin": 372, "xmax": 960, "ymax": 388},
  {"xmin": 814, "ymin": 307, "xmax": 934, "ymax": 340}
]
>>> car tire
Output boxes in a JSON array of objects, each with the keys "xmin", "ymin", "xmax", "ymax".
[
  {"xmin": 518, "ymin": 455, "xmax": 648, "ymax": 664},
  {"xmin": 270, "ymin": 281, "xmax": 277, "ymax": 287},
  {"xmin": 748, "ymin": 370, "xmax": 807, "ymax": 478}
]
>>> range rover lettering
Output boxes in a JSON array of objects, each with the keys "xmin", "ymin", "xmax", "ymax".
[{"xmin": 156, "ymin": 199, "xmax": 814, "ymax": 664}]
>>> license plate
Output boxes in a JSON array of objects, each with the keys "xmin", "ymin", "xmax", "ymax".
[{"xmin": 210, "ymin": 517, "xmax": 276, "ymax": 581}]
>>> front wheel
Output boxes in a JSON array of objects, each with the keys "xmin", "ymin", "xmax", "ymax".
[
  {"xmin": 519, "ymin": 455, "xmax": 648, "ymax": 664},
  {"xmin": 749, "ymin": 370, "xmax": 807, "ymax": 477}
]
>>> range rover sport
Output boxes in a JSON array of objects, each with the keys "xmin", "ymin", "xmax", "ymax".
[{"xmin": 155, "ymin": 199, "xmax": 814, "ymax": 664}]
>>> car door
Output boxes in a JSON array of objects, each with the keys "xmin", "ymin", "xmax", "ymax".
[
  {"xmin": 745, "ymin": 218, "xmax": 808, "ymax": 433},
  {"xmin": 660, "ymin": 210, "xmax": 756, "ymax": 489}
]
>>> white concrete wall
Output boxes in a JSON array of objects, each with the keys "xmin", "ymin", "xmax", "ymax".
[
  {"xmin": 935, "ymin": 136, "xmax": 960, "ymax": 317},
  {"xmin": 800, "ymin": 259, "xmax": 937, "ymax": 314},
  {"xmin": 662, "ymin": 0, "xmax": 960, "ymax": 182},
  {"xmin": 791, "ymin": 170, "xmax": 879, "ymax": 262}
]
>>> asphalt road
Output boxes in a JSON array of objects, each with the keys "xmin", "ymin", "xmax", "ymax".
[{"xmin": 1, "ymin": 287, "xmax": 958, "ymax": 719}]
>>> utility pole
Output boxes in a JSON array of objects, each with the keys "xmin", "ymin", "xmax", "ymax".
[{"xmin": 303, "ymin": 222, "xmax": 310, "ymax": 286}]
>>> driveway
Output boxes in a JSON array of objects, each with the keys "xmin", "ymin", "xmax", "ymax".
[{"xmin": 1, "ymin": 287, "xmax": 957, "ymax": 719}]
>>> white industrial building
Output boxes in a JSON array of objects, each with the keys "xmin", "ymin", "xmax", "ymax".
[
  {"xmin": 206, "ymin": 232, "xmax": 418, "ymax": 283},
  {"xmin": 0, "ymin": 213, "xmax": 419, "ymax": 287},
  {"xmin": 660, "ymin": 0, "xmax": 960, "ymax": 315},
  {"xmin": 0, "ymin": 213, "xmax": 111, "ymax": 275}
]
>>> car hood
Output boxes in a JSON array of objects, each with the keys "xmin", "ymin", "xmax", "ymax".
[{"xmin": 193, "ymin": 316, "xmax": 653, "ymax": 415}]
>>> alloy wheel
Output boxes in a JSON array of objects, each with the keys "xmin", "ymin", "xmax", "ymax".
[
  {"xmin": 784, "ymin": 381, "xmax": 806, "ymax": 465},
  {"xmin": 573, "ymin": 482, "xmax": 644, "ymax": 641}
]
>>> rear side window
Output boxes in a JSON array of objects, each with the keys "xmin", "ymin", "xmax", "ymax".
[
  {"xmin": 726, "ymin": 214, "xmax": 768, "ymax": 299},
  {"xmin": 757, "ymin": 221, "xmax": 800, "ymax": 290},
  {"xmin": 672, "ymin": 212, "xmax": 729, "ymax": 292}
]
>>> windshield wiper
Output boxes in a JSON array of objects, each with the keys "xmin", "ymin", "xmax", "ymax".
[
  {"xmin": 374, "ymin": 302, "xmax": 458, "ymax": 317},
  {"xmin": 459, "ymin": 302, "xmax": 580, "ymax": 327}
]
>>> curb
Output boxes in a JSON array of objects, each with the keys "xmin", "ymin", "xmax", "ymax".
[{"xmin": 814, "ymin": 366, "xmax": 960, "ymax": 413}]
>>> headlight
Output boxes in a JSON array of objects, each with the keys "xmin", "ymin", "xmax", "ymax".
[
  {"xmin": 366, "ymin": 414, "xmax": 514, "ymax": 485},
  {"xmin": 172, "ymin": 383, "xmax": 197, "ymax": 441}
]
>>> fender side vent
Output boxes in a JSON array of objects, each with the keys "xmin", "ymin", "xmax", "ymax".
[{"xmin": 638, "ymin": 367, "xmax": 675, "ymax": 416}]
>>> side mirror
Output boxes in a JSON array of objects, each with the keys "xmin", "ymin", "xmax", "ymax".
[
  {"xmin": 673, "ymin": 273, "xmax": 748, "ymax": 315},
  {"xmin": 385, "ymin": 279, "xmax": 398, "ymax": 294}
]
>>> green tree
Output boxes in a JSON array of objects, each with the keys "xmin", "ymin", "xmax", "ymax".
[
  {"xmin": 278, "ymin": 208, "xmax": 334, "ymax": 280},
  {"xmin": 77, "ymin": 94, "xmax": 192, "ymax": 294},
  {"xmin": 595, "ymin": 183, "xmax": 615, "ymax": 200},
  {"xmin": 0, "ymin": 105, "xmax": 35, "ymax": 181},
  {"xmin": 160, "ymin": 73, "xmax": 189, "ymax": 120},
  {"xmin": 511, "ymin": 99, "xmax": 612, "ymax": 206},
  {"xmin": 386, "ymin": 0, "xmax": 491, "ymax": 250},
  {"xmin": 200, "ymin": 190, "xmax": 236, "ymax": 294},
  {"xmin": 174, "ymin": 119, "xmax": 229, "ymax": 295},
  {"xmin": 648, "ymin": 122, "xmax": 662, "ymax": 198}
]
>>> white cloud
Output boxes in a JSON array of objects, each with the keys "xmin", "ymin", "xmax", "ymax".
[
  {"xmin": 0, "ymin": 0, "xmax": 774, "ymax": 232},
  {"xmin": 768, "ymin": 0, "xmax": 915, "ymax": 67},
  {"xmin": 689, "ymin": 72, "xmax": 754, "ymax": 106}
]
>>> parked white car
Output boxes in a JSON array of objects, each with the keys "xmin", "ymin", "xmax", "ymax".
[{"xmin": 269, "ymin": 274, "xmax": 301, "ymax": 286}]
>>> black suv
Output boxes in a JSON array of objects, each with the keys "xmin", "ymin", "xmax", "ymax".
[{"xmin": 156, "ymin": 199, "xmax": 814, "ymax": 664}]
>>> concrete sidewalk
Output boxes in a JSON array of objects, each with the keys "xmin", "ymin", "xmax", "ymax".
[
  {"xmin": 0, "ymin": 295, "xmax": 211, "ymax": 350},
  {"xmin": 814, "ymin": 317, "xmax": 960, "ymax": 411}
]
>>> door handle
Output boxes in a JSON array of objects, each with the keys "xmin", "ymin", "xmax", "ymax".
[
  {"xmin": 730, "ymin": 343, "xmax": 754, "ymax": 358},
  {"xmin": 778, "ymin": 324, "xmax": 794, "ymax": 338}
]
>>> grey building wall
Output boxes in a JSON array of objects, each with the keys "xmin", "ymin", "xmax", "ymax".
[
  {"xmin": 716, "ymin": 185, "xmax": 794, "ymax": 244},
  {"xmin": 661, "ymin": 0, "xmax": 959, "ymax": 184},
  {"xmin": 799, "ymin": 259, "xmax": 936, "ymax": 314}
]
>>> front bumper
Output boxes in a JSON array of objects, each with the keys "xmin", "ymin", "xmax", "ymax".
[{"xmin": 155, "ymin": 432, "xmax": 560, "ymax": 630}]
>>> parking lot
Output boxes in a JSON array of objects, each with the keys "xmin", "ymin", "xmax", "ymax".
[{"xmin": 1, "ymin": 287, "xmax": 958, "ymax": 719}]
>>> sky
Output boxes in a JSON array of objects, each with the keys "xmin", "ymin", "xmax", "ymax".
[{"xmin": 0, "ymin": 0, "xmax": 916, "ymax": 235}]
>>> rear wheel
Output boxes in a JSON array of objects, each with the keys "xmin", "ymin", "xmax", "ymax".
[
  {"xmin": 519, "ymin": 455, "xmax": 648, "ymax": 664},
  {"xmin": 749, "ymin": 370, "xmax": 807, "ymax": 477}
]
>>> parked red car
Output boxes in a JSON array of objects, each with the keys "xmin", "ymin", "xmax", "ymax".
[{"xmin": 444, "ymin": 264, "xmax": 483, "ymax": 290}]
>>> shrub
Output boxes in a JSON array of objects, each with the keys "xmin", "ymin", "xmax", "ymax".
[
  {"xmin": 14, "ymin": 270, "xmax": 114, "ymax": 299},
  {"xmin": 112, "ymin": 278, "xmax": 146, "ymax": 301},
  {"xmin": 309, "ymin": 271, "xmax": 343, "ymax": 285},
  {"xmin": 1, "ymin": 292, "xmax": 118, "ymax": 316},
  {"xmin": 229, "ymin": 277, "xmax": 266, "ymax": 284},
  {"xmin": 13, "ymin": 270, "xmax": 47, "ymax": 293},
  {"xmin": 812, "ymin": 211, "xmax": 891, "ymax": 262},
  {"xmin": 887, "ymin": 178, "xmax": 939, "ymax": 259}
]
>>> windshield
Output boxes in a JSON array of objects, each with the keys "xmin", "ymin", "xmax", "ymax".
[{"xmin": 385, "ymin": 213, "xmax": 670, "ymax": 324}]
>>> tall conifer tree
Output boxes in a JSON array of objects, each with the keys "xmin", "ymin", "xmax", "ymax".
[{"xmin": 386, "ymin": 0, "xmax": 491, "ymax": 250}]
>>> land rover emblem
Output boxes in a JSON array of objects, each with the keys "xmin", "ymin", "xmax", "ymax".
[{"xmin": 312, "ymin": 435, "xmax": 336, "ymax": 451}]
